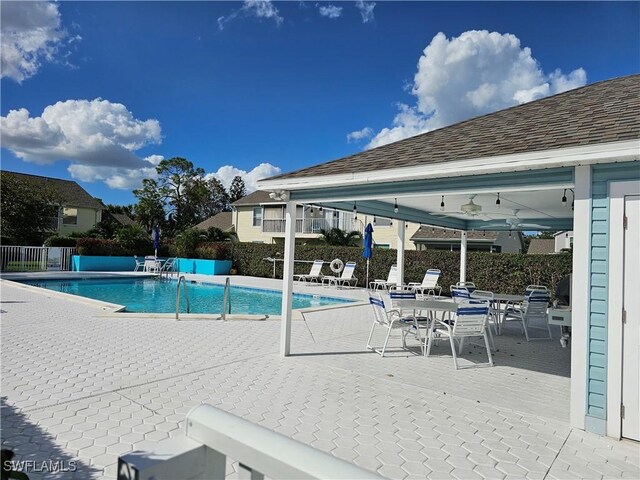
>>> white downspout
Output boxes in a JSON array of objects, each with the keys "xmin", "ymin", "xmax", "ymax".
[{"xmin": 280, "ymin": 200, "xmax": 296, "ymax": 357}]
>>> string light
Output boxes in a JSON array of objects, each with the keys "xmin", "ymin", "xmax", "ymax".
[
  {"xmin": 373, "ymin": 216, "xmax": 377, "ymax": 225},
  {"xmin": 496, "ymin": 193, "xmax": 501, "ymax": 209},
  {"xmin": 394, "ymin": 198, "xmax": 399, "ymax": 214},
  {"xmin": 561, "ymin": 189, "xmax": 567, "ymax": 206},
  {"xmin": 440, "ymin": 195, "xmax": 445, "ymax": 211},
  {"xmin": 309, "ymin": 206, "xmax": 314, "ymax": 214},
  {"xmin": 319, "ymin": 205, "xmax": 323, "ymax": 212},
  {"xmin": 571, "ymin": 189, "xmax": 575, "ymax": 211}
]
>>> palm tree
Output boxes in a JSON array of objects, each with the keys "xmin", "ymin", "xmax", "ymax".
[{"xmin": 319, "ymin": 228, "xmax": 362, "ymax": 246}]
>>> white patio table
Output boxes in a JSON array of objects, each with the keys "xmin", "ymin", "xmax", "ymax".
[{"xmin": 393, "ymin": 297, "xmax": 458, "ymax": 355}]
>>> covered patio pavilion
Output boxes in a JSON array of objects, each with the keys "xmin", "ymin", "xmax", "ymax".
[{"xmin": 258, "ymin": 75, "xmax": 640, "ymax": 440}]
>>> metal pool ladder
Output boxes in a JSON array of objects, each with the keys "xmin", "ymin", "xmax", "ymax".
[
  {"xmin": 221, "ymin": 277, "xmax": 231, "ymax": 321},
  {"xmin": 176, "ymin": 276, "xmax": 190, "ymax": 320}
]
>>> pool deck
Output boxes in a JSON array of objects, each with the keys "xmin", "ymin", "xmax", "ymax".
[{"xmin": 1, "ymin": 274, "xmax": 638, "ymax": 479}]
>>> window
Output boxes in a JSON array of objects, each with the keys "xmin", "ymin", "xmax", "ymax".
[
  {"xmin": 252, "ymin": 207, "xmax": 263, "ymax": 227},
  {"xmin": 374, "ymin": 217, "xmax": 392, "ymax": 227},
  {"xmin": 62, "ymin": 208, "xmax": 78, "ymax": 226}
]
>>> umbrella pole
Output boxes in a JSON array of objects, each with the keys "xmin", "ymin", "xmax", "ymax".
[{"xmin": 366, "ymin": 259, "xmax": 370, "ymax": 290}]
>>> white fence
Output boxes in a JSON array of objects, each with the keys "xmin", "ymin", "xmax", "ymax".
[
  {"xmin": 262, "ymin": 216, "xmax": 363, "ymax": 234},
  {"xmin": 0, "ymin": 246, "xmax": 76, "ymax": 272},
  {"xmin": 117, "ymin": 404, "xmax": 382, "ymax": 480}
]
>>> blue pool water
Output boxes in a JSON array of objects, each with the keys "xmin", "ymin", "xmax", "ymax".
[{"xmin": 22, "ymin": 277, "xmax": 353, "ymax": 315}]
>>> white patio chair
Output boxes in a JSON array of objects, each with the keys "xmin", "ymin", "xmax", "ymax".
[
  {"xmin": 134, "ymin": 255, "xmax": 145, "ymax": 272},
  {"xmin": 408, "ymin": 269, "xmax": 442, "ymax": 296},
  {"xmin": 143, "ymin": 255, "xmax": 160, "ymax": 273},
  {"xmin": 366, "ymin": 292, "xmax": 415, "ymax": 357},
  {"xmin": 469, "ymin": 289, "xmax": 497, "ymax": 350},
  {"xmin": 388, "ymin": 289, "xmax": 432, "ymax": 355},
  {"xmin": 504, "ymin": 289, "xmax": 552, "ymax": 341},
  {"xmin": 294, "ymin": 260, "xmax": 324, "ymax": 283},
  {"xmin": 450, "ymin": 285, "xmax": 470, "ymax": 302},
  {"xmin": 321, "ymin": 261, "xmax": 358, "ymax": 287},
  {"xmin": 370, "ymin": 264, "xmax": 398, "ymax": 290},
  {"xmin": 426, "ymin": 299, "xmax": 494, "ymax": 369}
]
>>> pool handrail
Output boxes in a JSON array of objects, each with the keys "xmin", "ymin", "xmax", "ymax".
[
  {"xmin": 176, "ymin": 276, "xmax": 190, "ymax": 320},
  {"xmin": 222, "ymin": 277, "xmax": 231, "ymax": 321}
]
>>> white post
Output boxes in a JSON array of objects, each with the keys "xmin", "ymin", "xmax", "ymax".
[
  {"xmin": 280, "ymin": 201, "xmax": 296, "ymax": 357},
  {"xmin": 397, "ymin": 220, "xmax": 405, "ymax": 288},
  {"xmin": 459, "ymin": 231, "xmax": 467, "ymax": 283},
  {"xmin": 571, "ymin": 165, "xmax": 591, "ymax": 430}
]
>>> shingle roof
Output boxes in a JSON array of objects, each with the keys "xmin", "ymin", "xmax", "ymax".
[
  {"xmin": 411, "ymin": 226, "xmax": 498, "ymax": 242},
  {"xmin": 195, "ymin": 211, "xmax": 234, "ymax": 231},
  {"xmin": 1, "ymin": 171, "xmax": 104, "ymax": 209},
  {"xmin": 232, "ymin": 190, "xmax": 279, "ymax": 206},
  {"xmin": 527, "ymin": 238, "xmax": 556, "ymax": 254},
  {"xmin": 110, "ymin": 213, "xmax": 136, "ymax": 226},
  {"xmin": 268, "ymin": 75, "xmax": 640, "ymax": 181}
]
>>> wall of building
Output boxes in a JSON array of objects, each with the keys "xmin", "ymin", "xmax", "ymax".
[
  {"xmin": 555, "ymin": 231, "xmax": 573, "ymax": 252},
  {"xmin": 494, "ymin": 232, "xmax": 523, "ymax": 253},
  {"xmin": 58, "ymin": 207, "xmax": 102, "ymax": 236},
  {"xmin": 586, "ymin": 161, "xmax": 640, "ymax": 434},
  {"xmin": 360, "ymin": 215, "xmax": 419, "ymax": 250},
  {"xmin": 234, "ymin": 206, "xmax": 270, "ymax": 243}
]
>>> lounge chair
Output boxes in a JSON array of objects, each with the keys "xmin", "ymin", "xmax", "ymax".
[
  {"xmin": 370, "ymin": 264, "xmax": 398, "ymax": 290},
  {"xmin": 294, "ymin": 260, "xmax": 324, "ymax": 283},
  {"xmin": 321, "ymin": 261, "xmax": 358, "ymax": 287},
  {"xmin": 143, "ymin": 255, "xmax": 160, "ymax": 273},
  {"xmin": 408, "ymin": 269, "xmax": 442, "ymax": 296}
]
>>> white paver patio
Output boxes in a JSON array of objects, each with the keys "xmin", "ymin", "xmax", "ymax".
[{"xmin": 1, "ymin": 276, "xmax": 638, "ymax": 479}]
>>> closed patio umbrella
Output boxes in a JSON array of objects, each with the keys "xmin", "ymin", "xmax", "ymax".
[
  {"xmin": 363, "ymin": 223, "xmax": 374, "ymax": 289},
  {"xmin": 153, "ymin": 225, "xmax": 161, "ymax": 257}
]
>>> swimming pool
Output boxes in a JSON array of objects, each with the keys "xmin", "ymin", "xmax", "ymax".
[{"xmin": 22, "ymin": 277, "xmax": 353, "ymax": 315}]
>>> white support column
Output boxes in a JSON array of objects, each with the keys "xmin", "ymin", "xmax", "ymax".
[
  {"xmin": 570, "ymin": 165, "xmax": 591, "ymax": 430},
  {"xmin": 397, "ymin": 220, "xmax": 405, "ymax": 288},
  {"xmin": 280, "ymin": 200, "xmax": 296, "ymax": 357},
  {"xmin": 459, "ymin": 231, "xmax": 467, "ymax": 283}
]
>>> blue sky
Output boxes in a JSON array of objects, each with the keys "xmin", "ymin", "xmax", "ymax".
[{"xmin": 1, "ymin": 1, "xmax": 638, "ymax": 205}]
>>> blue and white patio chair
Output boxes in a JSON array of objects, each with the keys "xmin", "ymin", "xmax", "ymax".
[
  {"xmin": 450, "ymin": 285, "xmax": 471, "ymax": 302},
  {"xmin": 366, "ymin": 292, "xmax": 415, "ymax": 357},
  {"xmin": 408, "ymin": 268, "xmax": 442, "ymax": 297},
  {"xmin": 389, "ymin": 289, "xmax": 432, "ymax": 354},
  {"xmin": 134, "ymin": 255, "xmax": 145, "ymax": 272},
  {"xmin": 426, "ymin": 299, "xmax": 494, "ymax": 369},
  {"xmin": 294, "ymin": 260, "xmax": 324, "ymax": 283},
  {"xmin": 503, "ymin": 288, "xmax": 552, "ymax": 341},
  {"xmin": 321, "ymin": 261, "xmax": 358, "ymax": 287},
  {"xmin": 456, "ymin": 281, "xmax": 477, "ymax": 294},
  {"xmin": 370, "ymin": 264, "xmax": 398, "ymax": 291}
]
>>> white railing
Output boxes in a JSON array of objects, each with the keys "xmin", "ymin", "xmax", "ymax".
[
  {"xmin": 262, "ymin": 215, "xmax": 363, "ymax": 234},
  {"xmin": 0, "ymin": 246, "xmax": 76, "ymax": 272},
  {"xmin": 117, "ymin": 404, "xmax": 381, "ymax": 480}
]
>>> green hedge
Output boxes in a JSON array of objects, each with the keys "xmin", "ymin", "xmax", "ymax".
[
  {"xmin": 230, "ymin": 243, "xmax": 572, "ymax": 296},
  {"xmin": 44, "ymin": 236, "xmax": 78, "ymax": 247}
]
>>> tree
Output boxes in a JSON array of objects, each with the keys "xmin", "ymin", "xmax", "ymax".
[
  {"xmin": 319, "ymin": 228, "xmax": 362, "ymax": 246},
  {"xmin": 229, "ymin": 175, "xmax": 247, "ymax": 203},
  {"xmin": 189, "ymin": 176, "xmax": 230, "ymax": 221},
  {"xmin": 133, "ymin": 178, "xmax": 166, "ymax": 232},
  {"xmin": 155, "ymin": 157, "xmax": 205, "ymax": 231},
  {"xmin": 0, "ymin": 172, "xmax": 61, "ymax": 245}
]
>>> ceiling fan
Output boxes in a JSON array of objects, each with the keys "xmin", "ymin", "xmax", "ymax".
[
  {"xmin": 436, "ymin": 194, "xmax": 502, "ymax": 217},
  {"xmin": 482, "ymin": 209, "xmax": 551, "ymax": 230}
]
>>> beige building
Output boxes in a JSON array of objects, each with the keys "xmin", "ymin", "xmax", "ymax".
[
  {"xmin": 2, "ymin": 171, "xmax": 104, "ymax": 236},
  {"xmin": 225, "ymin": 190, "xmax": 420, "ymax": 249}
]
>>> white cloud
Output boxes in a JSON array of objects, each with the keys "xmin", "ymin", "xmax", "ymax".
[
  {"xmin": 364, "ymin": 30, "xmax": 587, "ymax": 148},
  {"xmin": 218, "ymin": 1, "xmax": 283, "ymax": 30},
  {"xmin": 205, "ymin": 163, "xmax": 282, "ymax": 193},
  {"xmin": 346, "ymin": 126, "xmax": 373, "ymax": 142},
  {"xmin": 318, "ymin": 4, "xmax": 343, "ymax": 19},
  {"xmin": 355, "ymin": 1, "xmax": 376, "ymax": 23},
  {"xmin": 0, "ymin": 1, "xmax": 69, "ymax": 83},
  {"xmin": 1, "ymin": 98, "xmax": 163, "ymax": 189}
]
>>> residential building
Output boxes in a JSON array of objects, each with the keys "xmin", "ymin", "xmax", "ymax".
[
  {"xmin": 527, "ymin": 238, "xmax": 556, "ymax": 254},
  {"xmin": 1, "ymin": 171, "xmax": 103, "ymax": 236},
  {"xmin": 195, "ymin": 211, "xmax": 234, "ymax": 233},
  {"xmin": 226, "ymin": 190, "xmax": 420, "ymax": 249},
  {"xmin": 411, "ymin": 226, "xmax": 523, "ymax": 253},
  {"xmin": 554, "ymin": 230, "xmax": 574, "ymax": 252}
]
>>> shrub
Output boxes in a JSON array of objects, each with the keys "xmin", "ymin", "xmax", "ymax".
[
  {"xmin": 195, "ymin": 242, "xmax": 232, "ymax": 260},
  {"xmin": 44, "ymin": 236, "xmax": 77, "ymax": 247},
  {"xmin": 76, "ymin": 238, "xmax": 126, "ymax": 256},
  {"xmin": 173, "ymin": 228, "xmax": 203, "ymax": 258},
  {"xmin": 114, "ymin": 224, "xmax": 152, "ymax": 252},
  {"xmin": 230, "ymin": 243, "xmax": 572, "ymax": 295}
]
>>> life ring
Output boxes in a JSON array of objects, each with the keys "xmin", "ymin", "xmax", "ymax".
[{"xmin": 330, "ymin": 258, "xmax": 344, "ymax": 273}]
